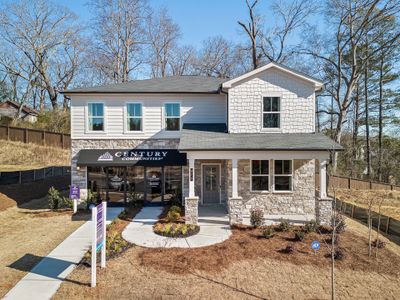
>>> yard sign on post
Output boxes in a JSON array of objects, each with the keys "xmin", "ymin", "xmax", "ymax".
[
  {"xmin": 69, "ymin": 185, "xmax": 80, "ymax": 213},
  {"xmin": 91, "ymin": 201, "xmax": 107, "ymax": 288}
]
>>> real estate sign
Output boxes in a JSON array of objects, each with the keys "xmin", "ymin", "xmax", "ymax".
[{"xmin": 91, "ymin": 202, "xmax": 107, "ymax": 288}]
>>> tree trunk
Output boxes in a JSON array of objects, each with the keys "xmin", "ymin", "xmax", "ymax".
[
  {"xmin": 364, "ymin": 54, "xmax": 371, "ymax": 179},
  {"xmin": 351, "ymin": 84, "xmax": 360, "ymax": 177},
  {"xmin": 377, "ymin": 56, "xmax": 384, "ymax": 181}
]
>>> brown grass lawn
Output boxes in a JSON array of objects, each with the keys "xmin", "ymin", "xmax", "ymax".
[
  {"xmin": 0, "ymin": 140, "xmax": 70, "ymax": 171},
  {"xmin": 334, "ymin": 189, "xmax": 400, "ymax": 220},
  {"xmin": 53, "ymin": 217, "xmax": 400, "ymax": 300},
  {"xmin": 0, "ymin": 195, "xmax": 87, "ymax": 298}
]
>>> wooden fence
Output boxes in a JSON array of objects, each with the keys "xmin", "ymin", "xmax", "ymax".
[
  {"xmin": 0, "ymin": 166, "xmax": 70, "ymax": 185},
  {"xmin": 0, "ymin": 125, "xmax": 70, "ymax": 149},
  {"xmin": 336, "ymin": 199, "xmax": 400, "ymax": 243},
  {"xmin": 316, "ymin": 174, "xmax": 400, "ymax": 191}
]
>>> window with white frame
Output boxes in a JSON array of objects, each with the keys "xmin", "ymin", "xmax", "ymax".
[
  {"xmin": 274, "ymin": 160, "xmax": 293, "ymax": 191},
  {"xmin": 263, "ymin": 97, "xmax": 280, "ymax": 128},
  {"xmin": 164, "ymin": 103, "xmax": 180, "ymax": 131},
  {"xmin": 251, "ymin": 160, "xmax": 269, "ymax": 191},
  {"xmin": 126, "ymin": 103, "xmax": 142, "ymax": 131},
  {"xmin": 88, "ymin": 103, "xmax": 104, "ymax": 131}
]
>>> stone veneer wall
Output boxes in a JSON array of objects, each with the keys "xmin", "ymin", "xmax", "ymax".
[
  {"xmin": 238, "ymin": 159, "xmax": 316, "ymax": 218},
  {"xmin": 71, "ymin": 139, "xmax": 179, "ymax": 199}
]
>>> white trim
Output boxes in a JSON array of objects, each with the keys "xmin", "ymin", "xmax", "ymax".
[
  {"xmin": 200, "ymin": 163, "xmax": 222, "ymax": 205},
  {"xmin": 163, "ymin": 102, "xmax": 182, "ymax": 132},
  {"xmin": 123, "ymin": 101, "xmax": 144, "ymax": 134},
  {"xmin": 86, "ymin": 101, "xmax": 106, "ymax": 134},
  {"xmin": 186, "ymin": 151, "xmax": 329, "ymax": 161},
  {"xmin": 261, "ymin": 95, "xmax": 281, "ymax": 132},
  {"xmin": 272, "ymin": 159, "xmax": 294, "ymax": 193},
  {"xmin": 222, "ymin": 62, "xmax": 324, "ymax": 90},
  {"xmin": 250, "ymin": 159, "xmax": 270, "ymax": 193}
]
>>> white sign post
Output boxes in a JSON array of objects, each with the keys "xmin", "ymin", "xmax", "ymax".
[{"xmin": 91, "ymin": 201, "xmax": 107, "ymax": 288}]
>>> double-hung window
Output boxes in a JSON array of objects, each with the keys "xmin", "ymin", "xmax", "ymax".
[
  {"xmin": 88, "ymin": 103, "xmax": 104, "ymax": 131},
  {"xmin": 263, "ymin": 97, "xmax": 280, "ymax": 128},
  {"xmin": 251, "ymin": 160, "xmax": 269, "ymax": 191},
  {"xmin": 126, "ymin": 103, "xmax": 142, "ymax": 131},
  {"xmin": 274, "ymin": 160, "xmax": 293, "ymax": 191},
  {"xmin": 164, "ymin": 103, "xmax": 180, "ymax": 131}
]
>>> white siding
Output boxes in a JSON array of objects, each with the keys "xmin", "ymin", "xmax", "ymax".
[
  {"xmin": 228, "ymin": 68, "xmax": 315, "ymax": 133},
  {"xmin": 71, "ymin": 94, "xmax": 227, "ymax": 139}
]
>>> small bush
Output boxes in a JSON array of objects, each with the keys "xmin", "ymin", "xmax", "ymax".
[
  {"xmin": 304, "ymin": 220, "xmax": 318, "ymax": 233},
  {"xmin": 333, "ymin": 248, "xmax": 345, "ymax": 260},
  {"xmin": 166, "ymin": 210, "xmax": 180, "ymax": 222},
  {"xmin": 85, "ymin": 190, "xmax": 97, "ymax": 209},
  {"xmin": 250, "ymin": 208, "xmax": 264, "ymax": 227},
  {"xmin": 48, "ymin": 187, "xmax": 61, "ymax": 209},
  {"xmin": 262, "ymin": 227, "xmax": 275, "ymax": 239},
  {"xmin": 61, "ymin": 197, "xmax": 73, "ymax": 209},
  {"xmin": 372, "ymin": 239, "xmax": 386, "ymax": 249},
  {"xmin": 281, "ymin": 244, "xmax": 295, "ymax": 254},
  {"xmin": 278, "ymin": 219, "xmax": 291, "ymax": 232},
  {"xmin": 153, "ymin": 223, "xmax": 199, "ymax": 238},
  {"xmin": 169, "ymin": 205, "xmax": 182, "ymax": 214},
  {"xmin": 295, "ymin": 231, "xmax": 306, "ymax": 241}
]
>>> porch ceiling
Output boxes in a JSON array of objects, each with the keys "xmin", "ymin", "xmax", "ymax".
[{"xmin": 179, "ymin": 130, "xmax": 343, "ymax": 152}]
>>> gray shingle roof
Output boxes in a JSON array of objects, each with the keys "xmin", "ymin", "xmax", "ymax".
[
  {"xmin": 63, "ymin": 76, "xmax": 227, "ymax": 94},
  {"xmin": 179, "ymin": 130, "xmax": 343, "ymax": 151}
]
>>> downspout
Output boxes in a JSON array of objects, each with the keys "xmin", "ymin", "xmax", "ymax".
[{"xmin": 220, "ymin": 88, "xmax": 229, "ymax": 133}]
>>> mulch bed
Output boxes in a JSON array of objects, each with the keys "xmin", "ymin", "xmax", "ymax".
[{"xmin": 138, "ymin": 225, "xmax": 400, "ymax": 276}]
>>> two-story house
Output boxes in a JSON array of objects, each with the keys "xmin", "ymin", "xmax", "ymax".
[{"xmin": 63, "ymin": 62, "xmax": 342, "ymax": 225}]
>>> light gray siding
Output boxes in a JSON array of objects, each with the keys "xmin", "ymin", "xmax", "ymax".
[
  {"xmin": 228, "ymin": 68, "xmax": 316, "ymax": 133},
  {"xmin": 70, "ymin": 94, "xmax": 227, "ymax": 139}
]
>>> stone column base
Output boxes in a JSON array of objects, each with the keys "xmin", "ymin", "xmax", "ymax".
[
  {"xmin": 316, "ymin": 197, "xmax": 333, "ymax": 226},
  {"xmin": 185, "ymin": 197, "xmax": 199, "ymax": 225},
  {"xmin": 228, "ymin": 197, "xmax": 243, "ymax": 225}
]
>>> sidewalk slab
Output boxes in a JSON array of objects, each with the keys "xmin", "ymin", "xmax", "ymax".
[{"xmin": 3, "ymin": 207, "xmax": 124, "ymax": 300}]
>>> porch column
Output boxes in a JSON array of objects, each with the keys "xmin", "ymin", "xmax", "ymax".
[
  {"xmin": 319, "ymin": 159, "xmax": 327, "ymax": 198},
  {"xmin": 189, "ymin": 158, "xmax": 195, "ymax": 197},
  {"xmin": 232, "ymin": 158, "xmax": 238, "ymax": 198}
]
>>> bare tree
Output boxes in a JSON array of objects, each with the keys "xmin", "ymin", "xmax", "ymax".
[
  {"xmin": 260, "ymin": 0, "xmax": 317, "ymax": 64},
  {"xmin": 169, "ymin": 45, "xmax": 197, "ymax": 76},
  {"xmin": 89, "ymin": 0, "xmax": 148, "ymax": 83},
  {"xmin": 145, "ymin": 7, "xmax": 180, "ymax": 78},
  {"xmin": 238, "ymin": 0, "xmax": 263, "ymax": 70},
  {"xmin": 0, "ymin": 0, "xmax": 83, "ymax": 110},
  {"xmin": 300, "ymin": 0, "xmax": 400, "ymax": 172},
  {"xmin": 195, "ymin": 36, "xmax": 240, "ymax": 78}
]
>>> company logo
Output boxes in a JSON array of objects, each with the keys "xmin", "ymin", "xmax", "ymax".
[{"xmin": 97, "ymin": 152, "xmax": 114, "ymax": 161}]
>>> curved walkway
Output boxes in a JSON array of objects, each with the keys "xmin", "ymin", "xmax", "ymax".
[{"xmin": 122, "ymin": 205, "xmax": 232, "ymax": 248}]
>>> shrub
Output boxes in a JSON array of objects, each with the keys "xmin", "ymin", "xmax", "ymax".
[
  {"xmin": 127, "ymin": 189, "xmax": 139, "ymax": 207},
  {"xmin": 281, "ymin": 244, "xmax": 295, "ymax": 254},
  {"xmin": 166, "ymin": 210, "xmax": 181, "ymax": 222},
  {"xmin": 295, "ymin": 231, "xmax": 306, "ymax": 241},
  {"xmin": 262, "ymin": 227, "xmax": 275, "ymax": 239},
  {"xmin": 332, "ymin": 213, "xmax": 346, "ymax": 233},
  {"xmin": 304, "ymin": 220, "xmax": 318, "ymax": 233},
  {"xmin": 278, "ymin": 219, "xmax": 291, "ymax": 232},
  {"xmin": 61, "ymin": 197, "xmax": 73, "ymax": 209},
  {"xmin": 153, "ymin": 223, "xmax": 200, "ymax": 238},
  {"xmin": 250, "ymin": 208, "xmax": 264, "ymax": 227},
  {"xmin": 169, "ymin": 205, "xmax": 182, "ymax": 214},
  {"xmin": 333, "ymin": 248, "xmax": 345, "ymax": 260},
  {"xmin": 372, "ymin": 239, "xmax": 386, "ymax": 249},
  {"xmin": 48, "ymin": 187, "xmax": 61, "ymax": 209},
  {"xmin": 85, "ymin": 190, "xmax": 97, "ymax": 209}
]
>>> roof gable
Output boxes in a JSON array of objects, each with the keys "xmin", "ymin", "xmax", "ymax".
[
  {"xmin": 0, "ymin": 100, "xmax": 39, "ymax": 115},
  {"xmin": 222, "ymin": 62, "xmax": 323, "ymax": 91}
]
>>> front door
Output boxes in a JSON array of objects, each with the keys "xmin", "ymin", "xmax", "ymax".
[{"xmin": 202, "ymin": 165, "xmax": 220, "ymax": 204}]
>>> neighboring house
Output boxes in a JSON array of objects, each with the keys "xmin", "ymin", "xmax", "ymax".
[
  {"xmin": 63, "ymin": 62, "xmax": 342, "ymax": 225},
  {"xmin": 0, "ymin": 100, "xmax": 39, "ymax": 123}
]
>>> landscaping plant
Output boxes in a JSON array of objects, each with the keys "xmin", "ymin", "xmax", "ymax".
[
  {"xmin": 278, "ymin": 219, "xmax": 291, "ymax": 232},
  {"xmin": 294, "ymin": 231, "xmax": 305, "ymax": 242},
  {"xmin": 166, "ymin": 210, "xmax": 181, "ymax": 222},
  {"xmin": 250, "ymin": 208, "xmax": 264, "ymax": 227},
  {"xmin": 169, "ymin": 205, "xmax": 182, "ymax": 214},
  {"xmin": 48, "ymin": 186, "xmax": 62, "ymax": 209},
  {"xmin": 262, "ymin": 227, "xmax": 275, "ymax": 239},
  {"xmin": 304, "ymin": 220, "xmax": 318, "ymax": 233}
]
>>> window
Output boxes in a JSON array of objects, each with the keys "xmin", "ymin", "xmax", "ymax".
[
  {"xmin": 164, "ymin": 103, "xmax": 180, "ymax": 131},
  {"xmin": 263, "ymin": 97, "xmax": 280, "ymax": 128},
  {"xmin": 88, "ymin": 103, "xmax": 104, "ymax": 131},
  {"xmin": 274, "ymin": 160, "xmax": 293, "ymax": 191},
  {"xmin": 126, "ymin": 103, "xmax": 142, "ymax": 131},
  {"xmin": 251, "ymin": 160, "xmax": 269, "ymax": 191}
]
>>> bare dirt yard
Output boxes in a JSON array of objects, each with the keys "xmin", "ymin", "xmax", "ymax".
[
  {"xmin": 0, "ymin": 194, "xmax": 87, "ymax": 298},
  {"xmin": 53, "ymin": 215, "xmax": 400, "ymax": 300},
  {"xmin": 334, "ymin": 189, "xmax": 400, "ymax": 220}
]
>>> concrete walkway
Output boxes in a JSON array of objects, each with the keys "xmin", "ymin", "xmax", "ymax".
[
  {"xmin": 122, "ymin": 205, "xmax": 231, "ymax": 248},
  {"xmin": 3, "ymin": 207, "xmax": 124, "ymax": 300}
]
